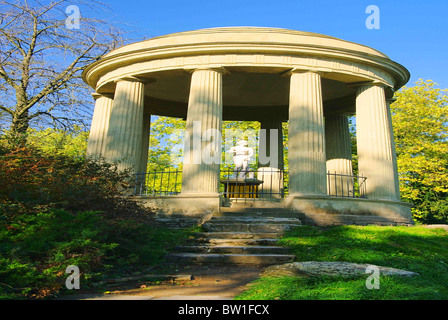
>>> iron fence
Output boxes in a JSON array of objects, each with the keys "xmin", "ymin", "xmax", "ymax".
[
  {"xmin": 134, "ymin": 168, "xmax": 367, "ymax": 199},
  {"xmin": 219, "ymin": 168, "xmax": 287, "ymax": 200},
  {"xmin": 327, "ymin": 171, "xmax": 367, "ymax": 198},
  {"xmin": 134, "ymin": 169, "xmax": 182, "ymax": 196}
]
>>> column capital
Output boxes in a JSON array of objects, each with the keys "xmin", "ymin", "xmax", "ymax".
[
  {"xmin": 386, "ymin": 97, "xmax": 397, "ymax": 104},
  {"xmin": 91, "ymin": 92, "xmax": 102, "ymax": 100},
  {"xmin": 347, "ymin": 80, "xmax": 392, "ymax": 91},
  {"xmin": 114, "ymin": 75, "xmax": 155, "ymax": 84},
  {"xmin": 91, "ymin": 92, "xmax": 114, "ymax": 100},
  {"xmin": 325, "ymin": 110, "xmax": 353, "ymax": 117},
  {"xmin": 282, "ymin": 67, "xmax": 331, "ymax": 77},
  {"xmin": 183, "ymin": 65, "xmax": 230, "ymax": 75}
]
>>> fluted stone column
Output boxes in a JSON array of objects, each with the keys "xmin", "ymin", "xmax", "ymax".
[
  {"xmin": 356, "ymin": 84, "xmax": 400, "ymax": 200},
  {"xmin": 387, "ymin": 98, "xmax": 401, "ymax": 199},
  {"xmin": 258, "ymin": 119, "xmax": 284, "ymax": 197},
  {"xmin": 181, "ymin": 68, "xmax": 224, "ymax": 194},
  {"xmin": 288, "ymin": 70, "xmax": 327, "ymax": 196},
  {"xmin": 86, "ymin": 93, "xmax": 113, "ymax": 159},
  {"xmin": 325, "ymin": 114, "xmax": 354, "ymax": 197},
  {"xmin": 104, "ymin": 77, "xmax": 145, "ymax": 174},
  {"xmin": 258, "ymin": 119, "xmax": 284, "ymax": 169},
  {"xmin": 139, "ymin": 113, "xmax": 151, "ymax": 175}
]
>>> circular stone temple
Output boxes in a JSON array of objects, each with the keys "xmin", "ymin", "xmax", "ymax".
[{"xmin": 83, "ymin": 27, "xmax": 413, "ymax": 226}]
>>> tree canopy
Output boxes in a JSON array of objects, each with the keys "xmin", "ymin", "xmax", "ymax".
[{"xmin": 391, "ymin": 79, "xmax": 448, "ymax": 223}]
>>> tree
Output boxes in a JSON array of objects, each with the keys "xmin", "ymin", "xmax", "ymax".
[
  {"xmin": 147, "ymin": 116, "xmax": 186, "ymax": 172},
  {"xmin": 144, "ymin": 116, "xmax": 263, "ymax": 194},
  {"xmin": 26, "ymin": 125, "xmax": 89, "ymax": 158},
  {"xmin": 146, "ymin": 116, "xmax": 265, "ymax": 172},
  {"xmin": 0, "ymin": 0, "xmax": 123, "ymax": 145},
  {"xmin": 391, "ymin": 79, "xmax": 448, "ymax": 223}
]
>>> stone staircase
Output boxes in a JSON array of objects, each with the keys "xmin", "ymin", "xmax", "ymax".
[{"xmin": 165, "ymin": 208, "xmax": 302, "ymax": 266}]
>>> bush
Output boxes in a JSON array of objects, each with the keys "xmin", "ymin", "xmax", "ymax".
[
  {"xmin": 0, "ymin": 146, "xmax": 190, "ymax": 299},
  {"xmin": 0, "ymin": 208, "xmax": 116, "ymax": 299},
  {"xmin": 0, "ymin": 146, "xmax": 153, "ymax": 222},
  {"xmin": 0, "ymin": 205, "xmax": 190, "ymax": 299}
]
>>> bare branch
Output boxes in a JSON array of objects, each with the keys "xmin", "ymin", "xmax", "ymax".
[{"xmin": 0, "ymin": 0, "xmax": 125, "ymax": 139}]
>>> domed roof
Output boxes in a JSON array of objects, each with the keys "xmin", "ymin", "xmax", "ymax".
[
  {"xmin": 104, "ymin": 26, "xmax": 389, "ymax": 60},
  {"xmin": 83, "ymin": 26, "xmax": 409, "ymax": 92}
]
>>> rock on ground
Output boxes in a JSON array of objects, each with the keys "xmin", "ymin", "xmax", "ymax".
[
  {"xmin": 261, "ymin": 261, "xmax": 419, "ymax": 278},
  {"xmin": 423, "ymin": 224, "xmax": 448, "ymax": 231}
]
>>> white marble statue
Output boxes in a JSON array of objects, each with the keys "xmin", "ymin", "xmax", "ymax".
[{"xmin": 228, "ymin": 140, "xmax": 254, "ymax": 179}]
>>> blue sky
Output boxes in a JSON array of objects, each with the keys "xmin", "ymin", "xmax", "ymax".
[{"xmin": 98, "ymin": 0, "xmax": 448, "ymax": 90}]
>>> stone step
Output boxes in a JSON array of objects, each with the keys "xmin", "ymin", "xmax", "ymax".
[
  {"xmin": 193, "ymin": 238, "xmax": 281, "ymax": 246},
  {"xmin": 215, "ymin": 210, "xmax": 297, "ymax": 217},
  {"xmin": 165, "ymin": 253, "xmax": 295, "ymax": 266},
  {"xmin": 195, "ymin": 232, "xmax": 282, "ymax": 239},
  {"xmin": 154, "ymin": 216, "xmax": 203, "ymax": 229},
  {"xmin": 209, "ymin": 216, "xmax": 302, "ymax": 224},
  {"xmin": 174, "ymin": 245, "xmax": 291, "ymax": 254},
  {"xmin": 161, "ymin": 213, "xmax": 300, "ymax": 267},
  {"xmin": 202, "ymin": 222, "xmax": 301, "ymax": 233}
]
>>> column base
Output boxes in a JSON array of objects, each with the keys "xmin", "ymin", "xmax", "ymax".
[
  {"xmin": 136, "ymin": 193, "xmax": 221, "ymax": 215},
  {"xmin": 285, "ymin": 194, "xmax": 414, "ymax": 226}
]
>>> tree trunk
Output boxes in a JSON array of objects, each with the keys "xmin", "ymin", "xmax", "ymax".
[{"xmin": 10, "ymin": 101, "xmax": 30, "ymax": 147}]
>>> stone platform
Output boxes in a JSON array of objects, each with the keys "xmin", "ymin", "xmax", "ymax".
[{"xmin": 149, "ymin": 196, "xmax": 414, "ymax": 228}]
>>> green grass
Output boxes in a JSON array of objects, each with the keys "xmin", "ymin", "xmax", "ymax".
[
  {"xmin": 235, "ymin": 225, "xmax": 448, "ymax": 300},
  {"xmin": 0, "ymin": 207, "xmax": 197, "ymax": 299}
]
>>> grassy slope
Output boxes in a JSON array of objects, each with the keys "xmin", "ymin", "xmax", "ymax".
[
  {"xmin": 236, "ymin": 225, "xmax": 448, "ymax": 300},
  {"xmin": 0, "ymin": 208, "xmax": 197, "ymax": 299}
]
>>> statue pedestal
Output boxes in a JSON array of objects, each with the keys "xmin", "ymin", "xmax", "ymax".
[
  {"xmin": 257, "ymin": 167, "xmax": 284, "ymax": 198},
  {"xmin": 221, "ymin": 178, "xmax": 263, "ymax": 198}
]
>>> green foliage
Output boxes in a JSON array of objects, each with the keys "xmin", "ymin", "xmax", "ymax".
[
  {"xmin": 0, "ymin": 145, "xmax": 194, "ymax": 299},
  {"xmin": 147, "ymin": 116, "xmax": 264, "ymax": 172},
  {"xmin": 26, "ymin": 126, "xmax": 89, "ymax": 158},
  {"xmin": 0, "ymin": 125, "xmax": 88, "ymax": 158},
  {"xmin": 348, "ymin": 116, "xmax": 358, "ymax": 176},
  {"xmin": 236, "ymin": 225, "xmax": 448, "ymax": 300},
  {"xmin": 148, "ymin": 116, "xmax": 186, "ymax": 172},
  {"xmin": 221, "ymin": 120, "xmax": 260, "ymax": 172},
  {"xmin": 146, "ymin": 116, "xmax": 266, "ymax": 193},
  {"xmin": 0, "ymin": 205, "xmax": 192, "ymax": 299},
  {"xmin": 391, "ymin": 79, "xmax": 448, "ymax": 223},
  {"xmin": 0, "ymin": 208, "xmax": 116, "ymax": 299},
  {"xmin": 147, "ymin": 116, "xmax": 290, "ymax": 171},
  {"xmin": 0, "ymin": 146, "xmax": 135, "ymax": 215}
]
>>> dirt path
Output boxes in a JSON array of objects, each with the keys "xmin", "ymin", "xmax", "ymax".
[{"xmin": 61, "ymin": 265, "xmax": 263, "ymax": 300}]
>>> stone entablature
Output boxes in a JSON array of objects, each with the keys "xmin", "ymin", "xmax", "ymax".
[{"xmin": 83, "ymin": 27, "xmax": 409, "ymax": 97}]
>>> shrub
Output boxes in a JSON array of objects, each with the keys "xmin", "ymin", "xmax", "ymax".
[
  {"xmin": 0, "ymin": 207, "xmax": 117, "ymax": 299},
  {"xmin": 0, "ymin": 146, "xmax": 188, "ymax": 299},
  {"xmin": 0, "ymin": 146, "xmax": 153, "ymax": 223}
]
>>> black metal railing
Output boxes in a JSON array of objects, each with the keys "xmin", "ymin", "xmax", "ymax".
[
  {"xmin": 134, "ymin": 168, "xmax": 366, "ymax": 199},
  {"xmin": 219, "ymin": 168, "xmax": 287, "ymax": 200},
  {"xmin": 134, "ymin": 169, "xmax": 182, "ymax": 196},
  {"xmin": 327, "ymin": 171, "xmax": 367, "ymax": 198}
]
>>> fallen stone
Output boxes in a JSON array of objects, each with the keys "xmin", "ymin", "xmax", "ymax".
[
  {"xmin": 423, "ymin": 224, "xmax": 448, "ymax": 231},
  {"xmin": 92, "ymin": 274, "xmax": 193, "ymax": 286},
  {"xmin": 261, "ymin": 261, "xmax": 419, "ymax": 278}
]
